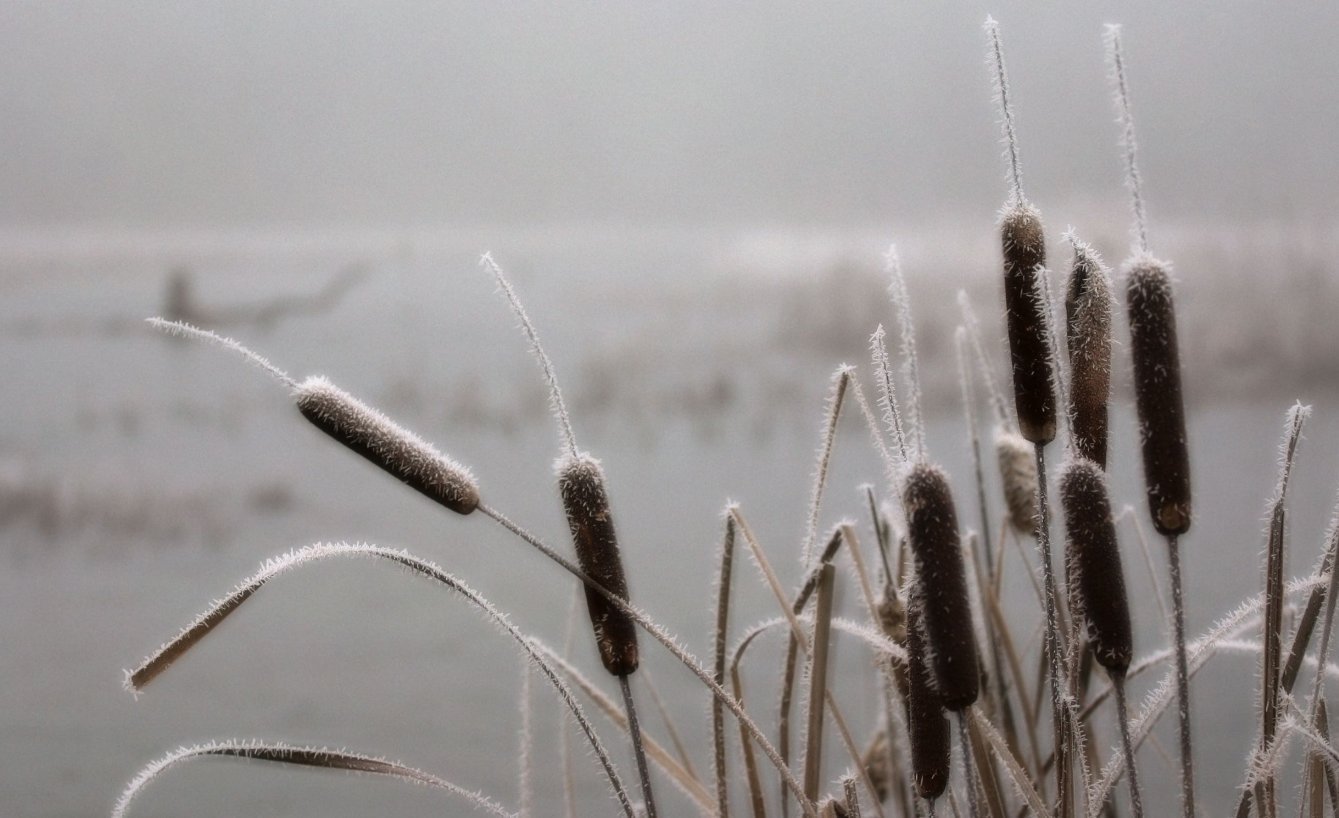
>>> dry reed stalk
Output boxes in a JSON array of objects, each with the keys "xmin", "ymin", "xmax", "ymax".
[
  {"xmin": 803, "ymin": 563, "xmax": 838, "ymax": 804},
  {"xmin": 124, "ymin": 542, "xmax": 638, "ymax": 818},
  {"xmin": 114, "ymin": 741, "xmax": 518, "ymax": 818},
  {"xmin": 1062, "ymin": 239, "xmax": 1114, "ymax": 470},
  {"xmin": 711, "ymin": 511, "xmax": 737, "ymax": 818}
]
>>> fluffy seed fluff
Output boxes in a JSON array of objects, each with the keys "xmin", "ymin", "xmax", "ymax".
[
  {"xmin": 903, "ymin": 463, "xmax": 980, "ymax": 710},
  {"xmin": 994, "ymin": 427, "xmax": 1038, "ymax": 535},
  {"xmin": 1124, "ymin": 256, "xmax": 1191, "ymax": 535},
  {"xmin": 556, "ymin": 452, "xmax": 639, "ymax": 677},
  {"xmin": 1000, "ymin": 203, "xmax": 1056, "ymax": 445},
  {"xmin": 295, "ymin": 376, "xmax": 480, "ymax": 515},
  {"xmin": 1060, "ymin": 458, "xmax": 1133, "ymax": 674}
]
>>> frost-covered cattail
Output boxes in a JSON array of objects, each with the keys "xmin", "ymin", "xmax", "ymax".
[
  {"xmin": 906, "ymin": 595, "xmax": 950, "ymax": 801},
  {"xmin": 994, "ymin": 427, "xmax": 1038, "ymax": 535},
  {"xmin": 1001, "ymin": 204, "xmax": 1056, "ymax": 445},
  {"xmin": 557, "ymin": 453, "xmax": 639, "ymax": 677},
  {"xmin": 1060, "ymin": 458, "xmax": 1132, "ymax": 674},
  {"xmin": 903, "ymin": 464, "xmax": 979, "ymax": 710},
  {"xmin": 1065, "ymin": 239, "xmax": 1114, "ymax": 469},
  {"xmin": 295, "ymin": 376, "xmax": 479, "ymax": 515},
  {"xmin": 1125, "ymin": 258, "xmax": 1191, "ymax": 536}
]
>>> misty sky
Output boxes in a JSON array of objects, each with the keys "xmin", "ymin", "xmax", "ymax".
[{"xmin": 2, "ymin": 1, "xmax": 1335, "ymax": 229}]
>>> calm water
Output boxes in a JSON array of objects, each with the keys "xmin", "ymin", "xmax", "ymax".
[{"xmin": 5, "ymin": 239, "xmax": 1339, "ymax": 816}]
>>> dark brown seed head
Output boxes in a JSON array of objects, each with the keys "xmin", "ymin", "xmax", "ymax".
[
  {"xmin": 1000, "ymin": 203, "xmax": 1056, "ymax": 445},
  {"xmin": 903, "ymin": 463, "xmax": 979, "ymax": 710},
  {"xmin": 905, "ymin": 594, "xmax": 950, "ymax": 800},
  {"xmin": 1125, "ymin": 257, "xmax": 1191, "ymax": 535},
  {"xmin": 556, "ymin": 453, "xmax": 639, "ymax": 676},
  {"xmin": 994, "ymin": 427, "xmax": 1038, "ymax": 536},
  {"xmin": 294, "ymin": 377, "xmax": 479, "ymax": 515},
  {"xmin": 1065, "ymin": 241, "xmax": 1114, "ymax": 469},
  {"xmin": 1060, "ymin": 458, "xmax": 1133, "ymax": 675}
]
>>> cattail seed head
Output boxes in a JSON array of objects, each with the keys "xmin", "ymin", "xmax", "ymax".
[
  {"xmin": 1125, "ymin": 256, "xmax": 1191, "ymax": 535},
  {"xmin": 1060, "ymin": 458, "xmax": 1132, "ymax": 675},
  {"xmin": 994, "ymin": 428, "xmax": 1038, "ymax": 536},
  {"xmin": 1065, "ymin": 241, "xmax": 1114, "ymax": 469},
  {"xmin": 1000, "ymin": 203, "xmax": 1056, "ymax": 445},
  {"xmin": 903, "ymin": 463, "xmax": 979, "ymax": 710},
  {"xmin": 906, "ymin": 594, "xmax": 950, "ymax": 800},
  {"xmin": 294, "ymin": 377, "xmax": 479, "ymax": 515},
  {"xmin": 556, "ymin": 453, "xmax": 639, "ymax": 676}
]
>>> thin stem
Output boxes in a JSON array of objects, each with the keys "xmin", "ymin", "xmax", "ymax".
[
  {"xmin": 1034, "ymin": 443, "xmax": 1071, "ymax": 816},
  {"xmin": 480, "ymin": 252, "xmax": 579, "ymax": 459},
  {"xmin": 621, "ymin": 674, "xmax": 658, "ymax": 818},
  {"xmin": 1112, "ymin": 677, "xmax": 1145, "ymax": 818},
  {"xmin": 145, "ymin": 317, "xmax": 296, "ymax": 388},
  {"xmin": 1103, "ymin": 25, "xmax": 1149, "ymax": 256},
  {"xmin": 885, "ymin": 245, "xmax": 926, "ymax": 461},
  {"xmin": 803, "ymin": 367, "xmax": 851, "ymax": 566},
  {"xmin": 985, "ymin": 16, "xmax": 1024, "ymax": 205},
  {"xmin": 1167, "ymin": 534, "xmax": 1196, "ymax": 818},
  {"xmin": 712, "ymin": 512, "xmax": 738, "ymax": 818},
  {"xmin": 957, "ymin": 712, "xmax": 982, "ymax": 818}
]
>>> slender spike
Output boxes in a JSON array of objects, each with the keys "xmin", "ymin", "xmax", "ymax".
[
  {"xmin": 984, "ymin": 16, "xmax": 1024, "ymax": 205},
  {"xmin": 885, "ymin": 246, "xmax": 926, "ymax": 461},
  {"xmin": 1103, "ymin": 25, "xmax": 1149, "ymax": 256},
  {"xmin": 804, "ymin": 367, "xmax": 853, "ymax": 566},
  {"xmin": 480, "ymin": 252, "xmax": 579, "ymax": 459},
  {"xmin": 145, "ymin": 317, "xmax": 296, "ymax": 388},
  {"xmin": 871, "ymin": 326, "xmax": 910, "ymax": 463},
  {"xmin": 712, "ymin": 511, "xmax": 738, "ymax": 818}
]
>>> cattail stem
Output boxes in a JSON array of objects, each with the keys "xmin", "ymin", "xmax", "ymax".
[
  {"xmin": 956, "ymin": 713, "xmax": 982, "ymax": 818},
  {"xmin": 712, "ymin": 513, "xmax": 737, "ymax": 818},
  {"xmin": 984, "ymin": 16, "xmax": 1023, "ymax": 205},
  {"xmin": 620, "ymin": 675, "xmax": 658, "ymax": 818},
  {"xmin": 1033, "ymin": 443, "xmax": 1071, "ymax": 815},
  {"xmin": 1167, "ymin": 533, "xmax": 1196, "ymax": 818},
  {"xmin": 1112, "ymin": 677, "xmax": 1144, "ymax": 818}
]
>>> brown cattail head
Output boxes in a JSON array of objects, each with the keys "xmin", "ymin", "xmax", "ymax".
[
  {"xmin": 1125, "ymin": 256, "xmax": 1191, "ymax": 535},
  {"xmin": 905, "ymin": 594, "xmax": 950, "ymax": 800},
  {"xmin": 1065, "ymin": 241, "xmax": 1114, "ymax": 469},
  {"xmin": 994, "ymin": 427, "xmax": 1038, "ymax": 536},
  {"xmin": 903, "ymin": 463, "xmax": 979, "ymax": 710},
  {"xmin": 294, "ymin": 377, "xmax": 479, "ymax": 515},
  {"xmin": 1000, "ymin": 202, "xmax": 1056, "ymax": 445},
  {"xmin": 1060, "ymin": 458, "xmax": 1133, "ymax": 675},
  {"xmin": 556, "ymin": 453, "xmax": 639, "ymax": 676}
]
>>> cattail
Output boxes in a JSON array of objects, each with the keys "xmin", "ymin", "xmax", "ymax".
[
  {"xmin": 1125, "ymin": 257, "xmax": 1191, "ymax": 536},
  {"xmin": 1065, "ymin": 239, "xmax": 1114, "ymax": 469},
  {"xmin": 295, "ymin": 376, "xmax": 479, "ymax": 515},
  {"xmin": 1060, "ymin": 458, "xmax": 1132, "ymax": 674},
  {"xmin": 903, "ymin": 463, "xmax": 979, "ymax": 710},
  {"xmin": 556, "ymin": 453, "xmax": 639, "ymax": 677},
  {"xmin": 1000, "ymin": 203, "xmax": 1056, "ymax": 445},
  {"xmin": 994, "ymin": 428, "xmax": 1037, "ymax": 535},
  {"xmin": 906, "ymin": 594, "xmax": 951, "ymax": 801}
]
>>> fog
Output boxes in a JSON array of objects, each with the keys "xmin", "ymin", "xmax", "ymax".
[{"xmin": 2, "ymin": 2, "xmax": 1336, "ymax": 231}]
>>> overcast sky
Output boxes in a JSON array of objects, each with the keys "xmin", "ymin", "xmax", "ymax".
[{"xmin": 1, "ymin": 1, "xmax": 1335, "ymax": 229}]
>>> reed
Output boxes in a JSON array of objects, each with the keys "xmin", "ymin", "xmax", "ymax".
[{"xmin": 117, "ymin": 16, "xmax": 1339, "ymax": 818}]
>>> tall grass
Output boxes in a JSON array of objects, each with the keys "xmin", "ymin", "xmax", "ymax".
[{"xmin": 115, "ymin": 16, "xmax": 1339, "ymax": 818}]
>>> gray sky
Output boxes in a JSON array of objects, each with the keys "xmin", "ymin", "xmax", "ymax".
[{"xmin": 2, "ymin": 1, "xmax": 1335, "ymax": 229}]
